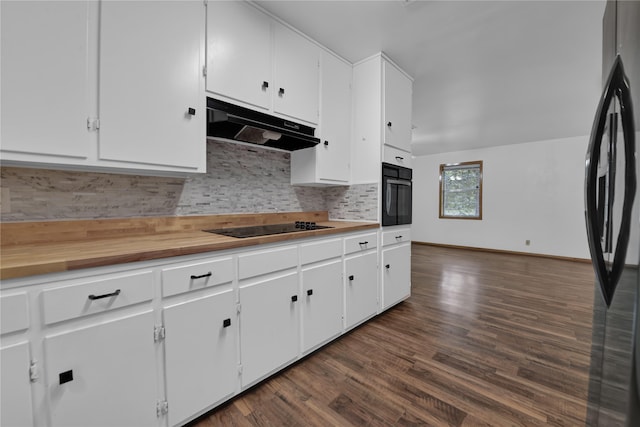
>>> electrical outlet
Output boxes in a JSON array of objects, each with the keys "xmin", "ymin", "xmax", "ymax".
[{"xmin": 525, "ymin": 240, "xmax": 531, "ymax": 246}]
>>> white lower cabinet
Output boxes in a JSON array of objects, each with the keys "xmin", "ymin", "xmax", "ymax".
[
  {"xmin": 163, "ymin": 289, "xmax": 237, "ymax": 427},
  {"xmin": 0, "ymin": 228, "xmax": 413, "ymax": 426},
  {"xmin": 44, "ymin": 311, "xmax": 158, "ymax": 427},
  {"xmin": 1, "ymin": 341, "xmax": 34, "ymax": 427},
  {"xmin": 381, "ymin": 227, "xmax": 412, "ymax": 309},
  {"xmin": 382, "ymin": 244, "xmax": 411, "ymax": 309},
  {"xmin": 344, "ymin": 252, "xmax": 379, "ymax": 330},
  {"xmin": 301, "ymin": 260, "xmax": 343, "ymax": 353},
  {"xmin": 239, "ymin": 271, "xmax": 299, "ymax": 388}
]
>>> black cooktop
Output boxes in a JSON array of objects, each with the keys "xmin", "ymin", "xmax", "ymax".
[{"xmin": 203, "ymin": 222, "xmax": 333, "ymax": 238}]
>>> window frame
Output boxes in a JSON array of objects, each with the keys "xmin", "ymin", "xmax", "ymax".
[{"xmin": 439, "ymin": 160, "xmax": 483, "ymax": 220}]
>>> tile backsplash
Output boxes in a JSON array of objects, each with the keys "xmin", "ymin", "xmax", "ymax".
[{"xmin": 0, "ymin": 140, "xmax": 378, "ymax": 222}]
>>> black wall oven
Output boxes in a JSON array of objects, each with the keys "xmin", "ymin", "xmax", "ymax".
[{"xmin": 382, "ymin": 163, "xmax": 412, "ymax": 226}]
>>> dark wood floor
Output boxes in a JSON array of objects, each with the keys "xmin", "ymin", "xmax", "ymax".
[{"xmin": 193, "ymin": 244, "xmax": 595, "ymax": 426}]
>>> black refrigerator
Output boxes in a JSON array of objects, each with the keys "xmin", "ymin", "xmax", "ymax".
[{"xmin": 586, "ymin": 0, "xmax": 640, "ymax": 425}]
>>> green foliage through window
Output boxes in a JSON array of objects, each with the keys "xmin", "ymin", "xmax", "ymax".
[{"xmin": 439, "ymin": 161, "xmax": 483, "ymax": 219}]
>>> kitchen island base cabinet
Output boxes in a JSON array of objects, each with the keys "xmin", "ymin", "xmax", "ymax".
[
  {"xmin": 1, "ymin": 342, "xmax": 34, "ymax": 427},
  {"xmin": 44, "ymin": 311, "xmax": 158, "ymax": 427},
  {"xmin": 163, "ymin": 290, "xmax": 237, "ymax": 427},
  {"xmin": 344, "ymin": 252, "xmax": 379, "ymax": 330},
  {"xmin": 239, "ymin": 272, "xmax": 300, "ymax": 388}
]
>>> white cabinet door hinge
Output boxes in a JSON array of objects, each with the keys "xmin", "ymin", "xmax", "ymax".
[
  {"xmin": 86, "ymin": 117, "xmax": 100, "ymax": 131},
  {"xmin": 236, "ymin": 303, "xmax": 241, "ymax": 314},
  {"xmin": 154, "ymin": 325, "xmax": 165, "ymax": 343},
  {"xmin": 238, "ymin": 364, "xmax": 243, "ymax": 375},
  {"xmin": 29, "ymin": 359, "xmax": 39, "ymax": 383},
  {"xmin": 156, "ymin": 400, "xmax": 169, "ymax": 417},
  {"xmin": 202, "ymin": 65, "xmax": 207, "ymax": 77}
]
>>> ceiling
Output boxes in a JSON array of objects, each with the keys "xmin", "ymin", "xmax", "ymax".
[{"xmin": 254, "ymin": 0, "xmax": 606, "ymax": 156}]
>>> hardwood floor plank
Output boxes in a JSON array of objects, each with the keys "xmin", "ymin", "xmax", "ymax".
[{"xmin": 190, "ymin": 244, "xmax": 594, "ymax": 426}]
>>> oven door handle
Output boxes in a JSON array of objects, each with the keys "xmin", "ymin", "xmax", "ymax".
[{"xmin": 386, "ymin": 179, "xmax": 411, "ymax": 186}]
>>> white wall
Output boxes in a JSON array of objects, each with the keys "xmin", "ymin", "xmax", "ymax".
[{"xmin": 411, "ymin": 136, "xmax": 591, "ymax": 259}]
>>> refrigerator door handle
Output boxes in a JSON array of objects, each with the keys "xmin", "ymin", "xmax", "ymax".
[{"xmin": 585, "ymin": 55, "xmax": 637, "ymax": 307}]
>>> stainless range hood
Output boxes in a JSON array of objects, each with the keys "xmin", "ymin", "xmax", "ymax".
[{"xmin": 206, "ymin": 97, "xmax": 320, "ymax": 151}]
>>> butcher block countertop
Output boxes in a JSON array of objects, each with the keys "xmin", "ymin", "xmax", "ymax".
[{"xmin": 0, "ymin": 211, "xmax": 379, "ymax": 280}]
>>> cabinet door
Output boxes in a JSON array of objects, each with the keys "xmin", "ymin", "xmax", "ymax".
[
  {"xmin": 206, "ymin": 1, "xmax": 271, "ymax": 110},
  {"xmin": 273, "ymin": 23, "xmax": 320, "ymax": 124},
  {"xmin": 99, "ymin": 1, "xmax": 205, "ymax": 171},
  {"xmin": 239, "ymin": 272, "xmax": 299, "ymax": 388},
  {"xmin": 0, "ymin": 1, "xmax": 89, "ymax": 160},
  {"xmin": 383, "ymin": 61, "xmax": 413, "ymax": 153},
  {"xmin": 317, "ymin": 51, "xmax": 351, "ymax": 182},
  {"xmin": 44, "ymin": 311, "xmax": 157, "ymax": 427},
  {"xmin": 164, "ymin": 290, "xmax": 236, "ymax": 427},
  {"xmin": 1, "ymin": 342, "xmax": 34, "ymax": 427},
  {"xmin": 382, "ymin": 244, "xmax": 411, "ymax": 309},
  {"xmin": 302, "ymin": 260, "xmax": 343, "ymax": 353},
  {"xmin": 345, "ymin": 252, "xmax": 378, "ymax": 329}
]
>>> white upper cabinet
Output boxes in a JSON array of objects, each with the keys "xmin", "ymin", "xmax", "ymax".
[
  {"xmin": 205, "ymin": 2, "xmax": 320, "ymax": 125},
  {"xmin": 383, "ymin": 61, "xmax": 413, "ymax": 153},
  {"xmin": 98, "ymin": 1, "xmax": 205, "ymax": 171},
  {"xmin": 206, "ymin": 0, "xmax": 271, "ymax": 111},
  {"xmin": 272, "ymin": 22, "xmax": 320, "ymax": 124},
  {"xmin": 0, "ymin": 1, "xmax": 90, "ymax": 160},
  {"xmin": 0, "ymin": 0, "xmax": 206, "ymax": 175},
  {"xmin": 291, "ymin": 51, "xmax": 351, "ymax": 186},
  {"xmin": 351, "ymin": 53, "xmax": 413, "ymax": 184}
]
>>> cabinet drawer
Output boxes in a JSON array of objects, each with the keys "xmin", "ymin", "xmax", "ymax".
[
  {"xmin": 383, "ymin": 145, "xmax": 412, "ymax": 168},
  {"xmin": 382, "ymin": 228, "xmax": 411, "ymax": 247},
  {"xmin": 239, "ymin": 246, "xmax": 298, "ymax": 280},
  {"xmin": 42, "ymin": 270, "xmax": 154, "ymax": 325},
  {"xmin": 344, "ymin": 233, "xmax": 378, "ymax": 255},
  {"xmin": 162, "ymin": 257, "xmax": 234, "ymax": 297},
  {"xmin": 0, "ymin": 293, "xmax": 29, "ymax": 335},
  {"xmin": 300, "ymin": 238, "xmax": 342, "ymax": 265}
]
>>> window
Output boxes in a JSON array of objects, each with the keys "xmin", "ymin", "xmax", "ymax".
[{"xmin": 439, "ymin": 161, "xmax": 483, "ymax": 219}]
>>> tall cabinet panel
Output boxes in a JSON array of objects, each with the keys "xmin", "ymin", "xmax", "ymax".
[
  {"xmin": 206, "ymin": 1, "xmax": 272, "ymax": 110},
  {"xmin": 383, "ymin": 61, "xmax": 413, "ymax": 153},
  {"xmin": 0, "ymin": 1, "xmax": 89, "ymax": 159},
  {"xmin": 98, "ymin": 1, "xmax": 205, "ymax": 170},
  {"xmin": 351, "ymin": 53, "xmax": 413, "ymax": 183}
]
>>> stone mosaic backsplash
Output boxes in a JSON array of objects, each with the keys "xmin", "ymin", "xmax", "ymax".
[{"xmin": 0, "ymin": 140, "xmax": 378, "ymax": 222}]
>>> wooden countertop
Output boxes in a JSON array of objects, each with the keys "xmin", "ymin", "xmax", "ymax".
[{"xmin": 0, "ymin": 212, "xmax": 379, "ymax": 280}]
